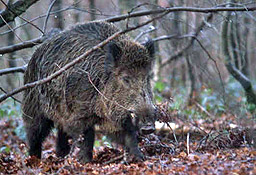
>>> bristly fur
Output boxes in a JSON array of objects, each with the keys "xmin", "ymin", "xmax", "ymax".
[{"xmin": 22, "ymin": 21, "xmax": 156, "ymax": 162}]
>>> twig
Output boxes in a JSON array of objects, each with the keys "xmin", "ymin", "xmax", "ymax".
[
  {"xmin": 0, "ymin": 14, "xmax": 23, "ymax": 42},
  {"xmin": 0, "ymin": 87, "xmax": 21, "ymax": 103},
  {"xmin": 0, "ymin": 64, "xmax": 27, "ymax": 76},
  {"xmin": 166, "ymin": 122, "xmax": 178, "ymax": 145},
  {"xmin": 189, "ymin": 121, "xmax": 208, "ymax": 135},
  {"xmin": 43, "ymin": 0, "xmax": 57, "ymax": 34},
  {"xmin": 194, "ymin": 101, "xmax": 215, "ymax": 118},
  {"xmin": 134, "ymin": 25, "xmax": 156, "ymax": 41},
  {"xmin": 187, "ymin": 132, "xmax": 190, "ymax": 155},
  {"xmin": 195, "ymin": 129, "xmax": 212, "ymax": 151},
  {"xmin": 0, "ymin": 11, "xmax": 169, "ymax": 103},
  {"xmin": 207, "ymin": 132, "xmax": 227, "ymax": 149},
  {"xmin": 151, "ymin": 34, "xmax": 177, "ymax": 42},
  {"xmin": 196, "ymin": 37, "xmax": 226, "ymax": 104},
  {"xmin": 80, "ymin": 69, "xmax": 132, "ymax": 113},
  {"xmin": 103, "ymin": 155, "xmax": 124, "ymax": 165}
]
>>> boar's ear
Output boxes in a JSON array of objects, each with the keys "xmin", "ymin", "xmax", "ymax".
[
  {"xmin": 105, "ymin": 42, "xmax": 122, "ymax": 74},
  {"xmin": 143, "ymin": 39, "xmax": 155, "ymax": 58}
]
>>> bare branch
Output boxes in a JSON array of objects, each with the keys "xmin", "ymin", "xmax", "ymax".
[
  {"xmin": 151, "ymin": 29, "xmax": 226, "ymax": 104},
  {"xmin": 0, "ymin": 0, "xmax": 39, "ymax": 27},
  {"xmin": 0, "ymin": 27, "xmax": 61, "ymax": 55},
  {"xmin": 134, "ymin": 25, "xmax": 156, "ymax": 41},
  {"xmin": 0, "ymin": 14, "xmax": 23, "ymax": 42},
  {"xmin": 192, "ymin": 36, "xmax": 226, "ymax": 104},
  {"xmin": 0, "ymin": 4, "xmax": 111, "ymax": 36},
  {"xmin": 0, "ymin": 6, "xmax": 255, "ymax": 54},
  {"xmin": 0, "ymin": 87, "xmax": 21, "ymax": 103},
  {"xmin": 43, "ymin": 0, "xmax": 57, "ymax": 34},
  {"xmin": 0, "ymin": 37, "xmax": 45, "ymax": 55},
  {"xmin": 0, "ymin": 11, "xmax": 169, "ymax": 103},
  {"xmin": 0, "ymin": 6, "xmax": 71, "ymax": 36},
  {"xmin": 103, "ymin": 155, "xmax": 124, "ymax": 165},
  {"xmin": 104, "ymin": 6, "xmax": 256, "ymax": 23},
  {"xmin": 0, "ymin": 0, "xmax": 43, "ymax": 33},
  {"xmin": 160, "ymin": 13, "xmax": 213, "ymax": 68},
  {"xmin": 151, "ymin": 34, "xmax": 177, "ymax": 42},
  {"xmin": 0, "ymin": 65, "xmax": 27, "ymax": 76},
  {"xmin": 194, "ymin": 101, "xmax": 215, "ymax": 118}
]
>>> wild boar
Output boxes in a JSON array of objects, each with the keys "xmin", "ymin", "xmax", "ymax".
[{"xmin": 22, "ymin": 21, "xmax": 156, "ymax": 163}]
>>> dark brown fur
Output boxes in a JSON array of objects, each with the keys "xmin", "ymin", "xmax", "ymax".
[{"xmin": 22, "ymin": 21, "xmax": 156, "ymax": 163}]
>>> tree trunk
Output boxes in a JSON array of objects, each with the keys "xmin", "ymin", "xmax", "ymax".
[{"xmin": 222, "ymin": 10, "xmax": 256, "ymax": 106}]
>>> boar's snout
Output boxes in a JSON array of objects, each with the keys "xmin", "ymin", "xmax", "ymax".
[
  {"xmin": 140, "ymin": 122, "xmax": 155, "ymax": 135},
  {"xmin": 132, "ymin": 103, "xmax": 157, "ymax": 135}
]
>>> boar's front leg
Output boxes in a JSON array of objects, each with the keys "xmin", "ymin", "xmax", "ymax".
[
  {"xmin": 122, "ymin": 116, "xmax": 144, "ymax": 161},
  {"xmin": 56, "ymin": 127, "xmax": 71, "ymax": 158},
  {"xmin": 77, "ymin": 127, "xmax": 95, "ymax": 163},
  {"xmin": 25, "ymin": 114, "xmax": 54, "ymax": 159}
]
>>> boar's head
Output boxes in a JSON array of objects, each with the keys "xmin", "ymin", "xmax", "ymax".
[{"xmin": 102, "ymin": 39, "xmax": 156, "ymax": 135}]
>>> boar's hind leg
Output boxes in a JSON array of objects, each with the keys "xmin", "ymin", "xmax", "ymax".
[
  {"xmin": 26, "ymin": 115, "xmax": 54, "ymax": 158},
  {"xmin": 77, "ymin": 127, "xmax": 95, "ymax": 163},
  {"xmin": 56, "ymin": 128, "xmax": 71, "ymax": 158},
  {"xmin": 122, "ymin": 117, "xmax": 144, "ymax": 161}
]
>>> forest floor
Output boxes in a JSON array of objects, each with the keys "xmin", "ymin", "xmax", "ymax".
[{"xmin": 0, "ymin": 108, "xmax": 256, "ymax": 175}]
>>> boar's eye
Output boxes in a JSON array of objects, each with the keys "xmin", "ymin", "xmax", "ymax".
[{"xmin": 121, "ymin": 76, "xmax": 131, "ymax": 86}]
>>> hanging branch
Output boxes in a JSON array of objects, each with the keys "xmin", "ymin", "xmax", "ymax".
[{"xmin": 0, "ymin": 11, "xmax": 169, "ymax": 103}]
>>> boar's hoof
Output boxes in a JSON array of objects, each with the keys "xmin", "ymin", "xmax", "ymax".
[
  {"xmin": 134, "ymin": 154, "xmax": 145, "ymax": 162},
  {"xmin": 77, "ymin": 154, "xmax": 92, "ymax": 164},
  {"xmin": 130, "ymin": 149, "xmax": 145, "ymax": 162},
  {"xmin": 122, "ymin": 152, "xmax": 145, "ymax": 164}
]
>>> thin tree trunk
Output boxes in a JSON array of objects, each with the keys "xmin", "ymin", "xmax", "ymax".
[
  {"xmin": 5, "ymin": 0, "xmax": 16, "ymax": 91},
  {"xmin": 53, "ymin": 0, "xmax": 64, "ymax": 29},
  {"xmin": 73, "ymin": 0, "xmax": 80, "ymax": 23},
  {"xmin": 89, "ymin": 0, "xmax": 96, "ymax": 21},
  {"xmin": 230, "ymin": 20, "xmax": 239, "ymax": 69},
  {"xmin": 222, "ymin": 10, "xmax": 256, "ymax": 106},
  {"xmin": 241, "ymin": 16, "xmax": 250, "ymax": 77},
  {"xmin": 6, "ymin": 22, "xmax": 16, "ymax": 91}
]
